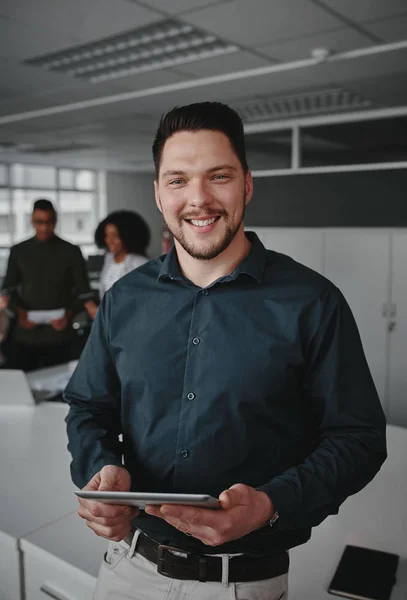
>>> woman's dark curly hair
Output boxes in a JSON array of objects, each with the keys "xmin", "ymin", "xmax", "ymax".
[{"xmin": 94, "ymin": 210, "xmax": 151, "ymax": 256}]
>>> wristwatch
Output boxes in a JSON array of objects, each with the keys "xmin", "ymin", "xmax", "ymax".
[{"xmin": 269, "ymin": 510, "xmax": 280, "ymax": 528}]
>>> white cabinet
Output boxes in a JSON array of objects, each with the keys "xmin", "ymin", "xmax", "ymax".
[
  {"xmin": 21, "ymin": 512, "xmax": 107, "ymax": 600},
  {"xmin": 324, "ymin": 230, "xmax": 391, "ymax": 411},
  {"xmin": 248, "ymin": 226, "xmax": 407, "ymax": 427},
  {"xmin": 248, "ymin": 227, "xmax": 324, "ymax": 273},
  {"xmin": 0, "ymin": 531, "xmax": 21, "ymax": 600},
  {"xmin": 0, "ymin": 404, "xmax": 79, "ymax": 600},
  {"xmin": 388, "ymin": 232, "xmax": 407, "ymax": 427}
]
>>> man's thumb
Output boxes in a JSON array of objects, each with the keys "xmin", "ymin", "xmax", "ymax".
[
  {"xmin": 98, "ymin": 466, "xmax": 119, "ymax": 491},
  {"xmin": 219, "ymin": 484, "xmax": 244, "ymax": 509}
]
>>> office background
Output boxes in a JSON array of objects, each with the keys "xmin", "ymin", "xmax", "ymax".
[{"xmin": 0, "ymin": 1, "xmax": 407, "ymax": 599}]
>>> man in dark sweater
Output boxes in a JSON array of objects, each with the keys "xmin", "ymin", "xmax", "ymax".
[{"xmin": 1, "ymin": 199, "xmax": 92, "ymax": 371}]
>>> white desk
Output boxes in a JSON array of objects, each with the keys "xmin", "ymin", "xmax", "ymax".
[
  {"xmin": 21, "ymin": 512, "xmax": 107, "ymax": 600},
  {"xmin": 0, "ymin": 404, "xmax": 78, "ymax": 600},
  {"xmin": 16, "ymin": 425, "xmax": 407, "ymax": 600},
  {"xmin": 1, "ymin": 401, "xmax": 405, "ymax": 600},
  {"xmin": 289, "ymin": 425, "xmax": 407, "ymax": 598}
]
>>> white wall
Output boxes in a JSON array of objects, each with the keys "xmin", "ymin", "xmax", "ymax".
[{"xmin": 105, "ymin": 171, "xmax": 163, "ymax": 258}]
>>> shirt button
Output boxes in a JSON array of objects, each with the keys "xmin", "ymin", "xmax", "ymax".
[
  {"xmin": 192, "ymin": 337, "xmax": 200, "ymax": 345},
  {"xmin": 187, "ymin": 392, "xmax": 195, "ymax": 400},
  {"xmin": 202, "ymin": 289, "xmax": 208, "ymax": 295},
  {"xmin": 180, "ymin": 449, "xmax": 189, "ymax": 458}
]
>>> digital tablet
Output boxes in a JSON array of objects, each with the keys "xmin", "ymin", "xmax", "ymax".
[{"xmin": 74, "ymin": 491, "xmax": 221, "ymax": 510}]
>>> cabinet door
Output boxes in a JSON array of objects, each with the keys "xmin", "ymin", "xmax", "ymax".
[
  {"xmin": 324, "ymin": 230, "xmax": 390, "ymax": 411},
  {"xmin": 247, "ymin": 227, "xmax": 324, "ymax": 274},
  {"xmin": 388, "ymin": 232, "xmax": 407, "ymax": 427},
  {"xmin": 0, "ymin": 531, "xmax": 21, "ymax": 600}
]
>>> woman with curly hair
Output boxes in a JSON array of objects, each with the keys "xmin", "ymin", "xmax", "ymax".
[{"xmin": 85, "ymin": 210, "xmax": 150, "ymax": 319}]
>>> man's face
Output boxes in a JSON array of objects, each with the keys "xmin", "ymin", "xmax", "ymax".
[
  {"xmin": 32, "ymin": 209, "xmax": 56, "ymax": 242},
  {"xmin": 154, "ymin": 130, "xmax": 253, "ymax": 260}
]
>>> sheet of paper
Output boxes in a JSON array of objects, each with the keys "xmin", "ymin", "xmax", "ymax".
[{"xmin": 27, "ymin": 309, "xmax": 65, "ymax": 324}]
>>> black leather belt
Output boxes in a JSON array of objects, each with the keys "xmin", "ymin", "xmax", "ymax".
[{"xmin": 127, "ymin": 532, "xmax": 289, "ymax": 582}]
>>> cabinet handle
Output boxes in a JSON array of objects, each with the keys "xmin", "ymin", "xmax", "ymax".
[{"xmin": 40, "ymin": 582, "xmax": 76, "ymax": 600}]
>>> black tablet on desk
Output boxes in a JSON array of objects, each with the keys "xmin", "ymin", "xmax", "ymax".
[{"xmin": 328, "ymin": 545, "xmax": 399, "ymax": 600}]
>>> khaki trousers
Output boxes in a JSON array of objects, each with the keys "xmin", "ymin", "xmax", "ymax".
[{"xmin": 93, "ymin": 530, "xmax": 288, "ymax": 600}]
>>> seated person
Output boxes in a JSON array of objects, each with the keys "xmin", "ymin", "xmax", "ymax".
[
  {"xmin": 85, "ymin": 210, "xmax": 150, "ymax": 319},
  {"xmin": 0, "ymin": 199, "xmax": 92, "ymax": 372}
]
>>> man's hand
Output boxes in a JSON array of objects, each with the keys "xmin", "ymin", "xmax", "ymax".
[
  {"xmin": 77, "ymin": 465, "xmax": 139, "ymax": 542},
  {"xmin": 50, "ymin": 312, "xmax": 70, "ymax": 331},
  {"xmin": 0, "ymin": 295, "xmax": 9, "ymax": 311},
  {"xmin": 145, "ymin": 483, "xmax": 274, "ymax": 546},
  {"xmin": 17, "ymin": 308, "xmax": 36, "ymax": 330},
  {"xmin": 84, "ymin": 300, "xmax": 98, "ymax": 320}
]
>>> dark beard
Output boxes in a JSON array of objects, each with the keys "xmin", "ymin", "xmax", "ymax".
[{"xmin": 168, "ymin": 201, "xmax": 246, "ymax": 261}]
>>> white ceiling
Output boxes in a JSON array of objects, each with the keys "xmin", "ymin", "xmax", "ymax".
[{"xmin": 0, "ymin": 0, "xmax": 406, "ymax": 171}]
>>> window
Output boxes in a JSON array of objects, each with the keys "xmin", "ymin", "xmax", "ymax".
[
  {"xmin": 0, "ymin": 165, "xmax": 8, "ymax": 186},
  {"xmin": 59, "ymin": 191, "xmax": 96, "ymax": 244},
  {"xmin": 11, "ymin": 164, "xmax": 56, "ymax": 188},
  {"xmin": 0, "ymin": 163, "xmax": 103, "ymax": 249},
  {"xmin": 0, "ymin": 190, "xmax": 11, "ymax": 246}
]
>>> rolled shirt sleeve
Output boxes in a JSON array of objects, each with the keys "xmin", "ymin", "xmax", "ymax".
[
  {"xmin": 64, "ymin": 291, "xmax": 125, "ymax": 489},
  {"xmin": 258, "ymin": 288, "xmax": 387, "ymax": 530}
]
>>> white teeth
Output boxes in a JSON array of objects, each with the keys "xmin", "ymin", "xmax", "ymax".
[{"xmin": 190, "ymin": 218, "xmax": 217, "ymax": 227}]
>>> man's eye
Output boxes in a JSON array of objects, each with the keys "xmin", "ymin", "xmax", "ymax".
[
  {"xmin": 169, "ymin": 179, "xmax": 184, "ymax": 185},
  {"xmin": 213, "ymin": 175, "xmax": 228, "ymax": 180}
]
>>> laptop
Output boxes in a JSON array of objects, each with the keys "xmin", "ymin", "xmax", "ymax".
[{"xmin": 0, "ymin": 369, "xmax": 36, "ymax": 406}]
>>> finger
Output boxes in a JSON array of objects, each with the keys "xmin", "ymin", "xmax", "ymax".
[
  {"xmin": 144, "ymin": 505, "xmax": 163, "ymax": 518},
  {"xmin": 85, "ymin": 519, "xmax": 132, "ymax": 542},
  {"xmin": 158, "ymin": 505, "xmax": 218, "ymax": 527},
  {"xmin": 78, "ymin": 505, "xmax": 138, "ymax": 525},
  {"xmin": 78, "ymin": 498, "xmax": 138, "ymax": 518},
  {"xmin": 219, "ymin": 484, "xmax": 247, "ymax": 509}
]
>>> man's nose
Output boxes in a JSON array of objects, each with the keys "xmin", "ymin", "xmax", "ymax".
[{"xmin": 188, "ymin": 180, "xmax": 212, "ymax": 208}]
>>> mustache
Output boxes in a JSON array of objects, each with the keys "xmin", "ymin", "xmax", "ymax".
[{"xmin": 180, "ymin": 209, "xmax": 227, "ymax": 220}]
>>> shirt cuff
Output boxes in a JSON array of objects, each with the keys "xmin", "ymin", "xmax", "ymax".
[{"xmin": 257, "ymin": 477, "xmax": 300, "ymax": 530}]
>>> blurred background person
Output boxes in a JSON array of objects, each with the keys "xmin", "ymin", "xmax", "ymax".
[
  {"xmin": 85, "ymin": 210, "xmax": 150, "ymax": 320},
  {"xmin": 0, "ymin": 199, "xmax": 92, "ymax": 371}
]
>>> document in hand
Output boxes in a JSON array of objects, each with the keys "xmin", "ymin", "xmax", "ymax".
[{"xmin": 27, "ymin": 309, "xmax": 65, "ymax": 324}]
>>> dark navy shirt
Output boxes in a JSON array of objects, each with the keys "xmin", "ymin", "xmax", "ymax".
[{"xmin": 65, "ymin": 232, "xmax": 386, "ymax": 556}]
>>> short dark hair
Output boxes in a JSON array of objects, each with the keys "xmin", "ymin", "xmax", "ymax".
[
  {"xmin": 152, "ymin": 101, "xmax": 248, "ymax": 177},
  {"xmin": 94, "ymin": 210, "xmax": 151, "ymax": 256},
  {"xmin": 33, "ymin": 198, "xmax": 57, "ymax": 222}
]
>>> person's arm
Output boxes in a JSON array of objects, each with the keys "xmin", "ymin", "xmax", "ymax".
[
  {"xmin": 1, "ymin": 247, "xmax": 21, "ymax": 313},
  {"xmin": 70, "ymin": 246, "xmax": 95, "ymax": 312},
  {"xmin": 64, "ymin": 292, "xmax": 124, "ymax": 489},
  {"xmin": 258, "ymin": 286, "xmax": 387, "ymax": 531}
]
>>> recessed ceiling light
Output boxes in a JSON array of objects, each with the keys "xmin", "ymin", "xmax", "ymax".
[{"xmin": 24, "ymin": 19, "xmax": 239, "ymax": 83}]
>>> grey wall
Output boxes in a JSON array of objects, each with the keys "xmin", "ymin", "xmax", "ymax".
[
  {"xmin": 246, "ymin": 169, "xmax": 407, "ymax": 227},
  {"xmin": 106, "ymin": 171, "xmax": 163, "ymax": 258}
]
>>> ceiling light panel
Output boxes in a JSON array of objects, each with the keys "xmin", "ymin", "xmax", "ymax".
[
  {"xmin": 235, "ymin": 88, "xmax": 372, "ymax": 122},
  {"xmin": 24, "ymin": 20, "xmax": 239, "ymax": 83}
]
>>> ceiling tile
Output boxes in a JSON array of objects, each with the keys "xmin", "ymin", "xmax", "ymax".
[
  {"xmin": 181, "ymin": 0, "xmax": 344, "ymax": 47},
  {"xmin": 106, "ymin": 69, "xmax": 191, "ymax": 92},
  {"xmin": 362, "ymin": 14, "xmax": 407, "ymax": 42},
  {"xmin": 319, "ymin": 0, "xmax": 407, "ymax": 23},
  {"xmin": 128, "ymin": 0, "xmax": 227, "ymax": 15},
  {"xmin": 0, "ymin": 0, "xmax": 162, "ymax": 44},
  {"xmin": 172, "ymin": 50, "xmax": 274, "ymax": 77},
  {"xmin": 257, "ymin": 28, "xmax": 374, "ymax": 62},
  {"xmin": 0, "ymin": 16, "xmax": 81, "ymax": 60}
]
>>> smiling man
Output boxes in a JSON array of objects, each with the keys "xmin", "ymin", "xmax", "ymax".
[{"xmin": 65, "ymin": 102, "xmax": 386, "ymax": 600}]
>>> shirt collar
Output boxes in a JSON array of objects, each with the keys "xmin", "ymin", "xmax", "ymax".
[{"xmin": 157, "ymin": 231, "xmax": 266, "ymax": 284}]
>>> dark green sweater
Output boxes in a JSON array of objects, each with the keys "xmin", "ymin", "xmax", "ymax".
[{"xmin": 2, "ymin": 235, "xmax": 92, "ymax": 346}]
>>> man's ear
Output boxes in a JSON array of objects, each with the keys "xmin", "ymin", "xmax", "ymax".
[
  {"xmin": 245, "ymin": 170, "xmax": 254, "ymax": 206},
  {"xmin": 154, "ymin": 180, "xmax": 162, "ymax": 214}
]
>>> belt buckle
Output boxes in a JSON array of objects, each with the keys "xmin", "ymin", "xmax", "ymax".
[{"xmin": 157, "ymin": 544, "xmax": 184, "ymax": 577}]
